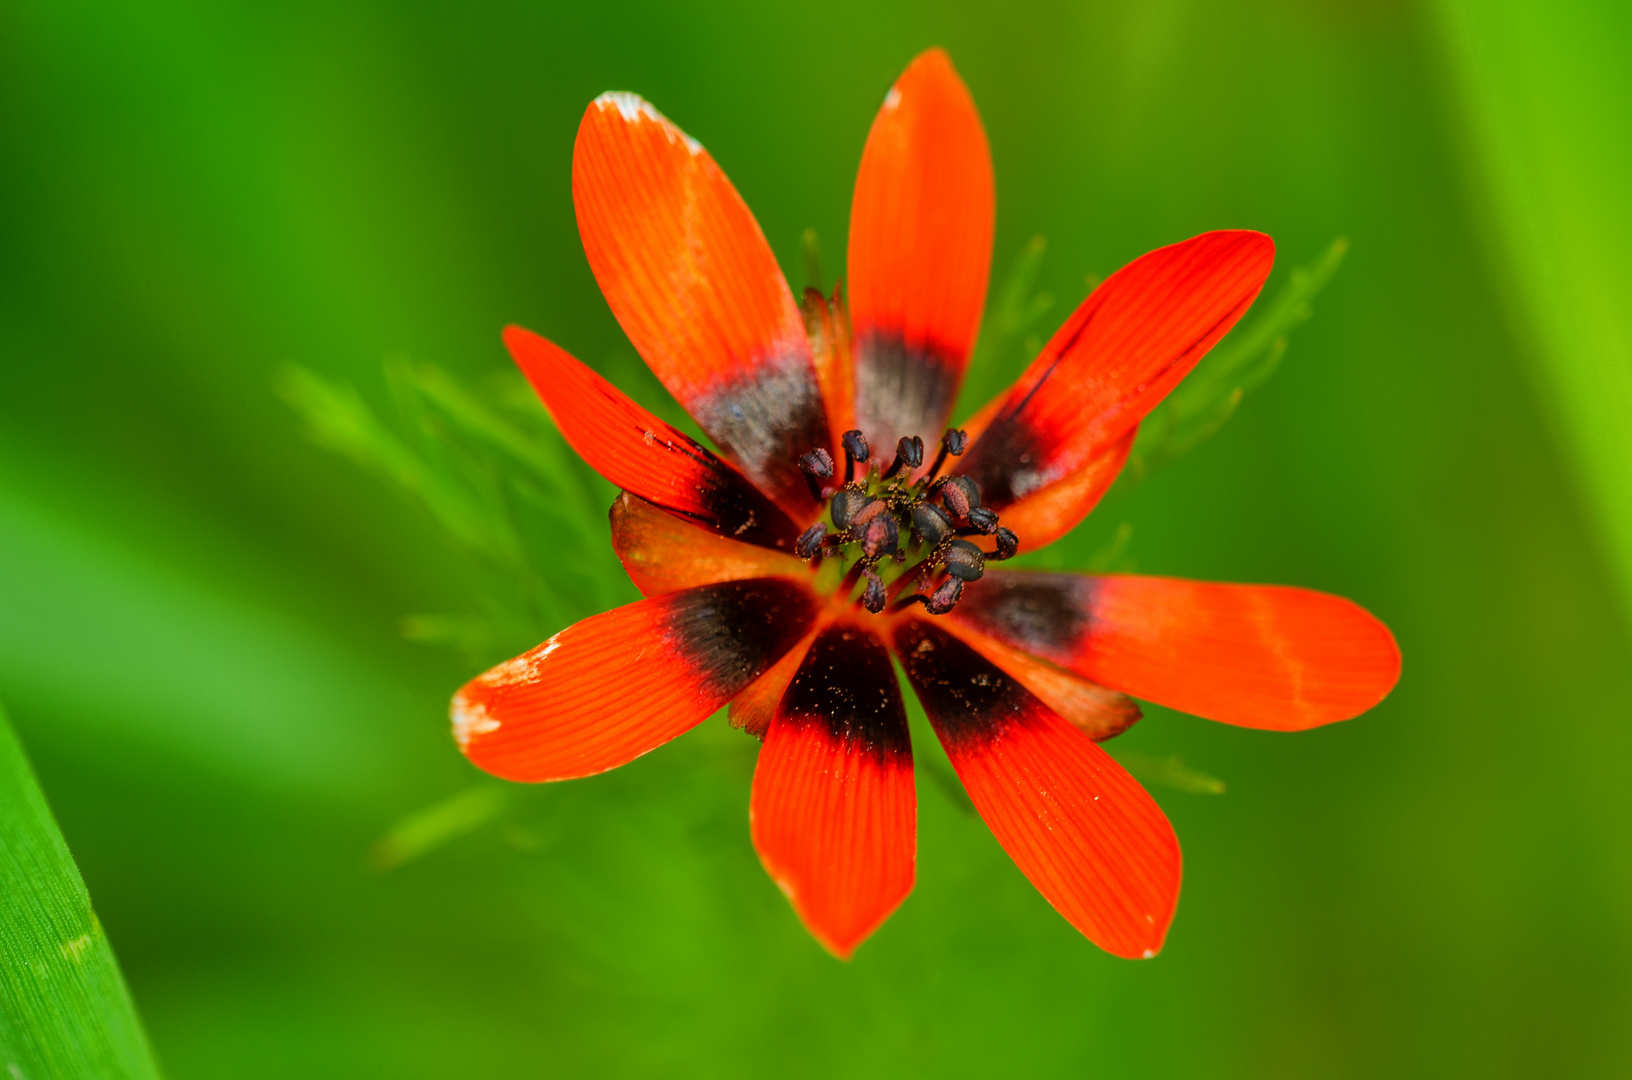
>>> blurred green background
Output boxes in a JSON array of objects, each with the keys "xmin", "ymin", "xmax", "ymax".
[{"xmin": 3, "ymin": 1, "xmax": 1631, "ymax": 1076}]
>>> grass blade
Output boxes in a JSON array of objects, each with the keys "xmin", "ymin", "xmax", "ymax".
[{"xmin": 0, "ymin": 703, "xmax": 162, "ymax": 1079}]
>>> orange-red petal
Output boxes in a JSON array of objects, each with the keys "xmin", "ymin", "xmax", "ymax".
[
  {"xmin": 574, "ymin": 93, "xmax": 830, "ymax": 513},
  {"xmin": 951, "ymin": 571, "xmax": 1401, "ymax": 731},
  {"xmin": 848, "ymin": 48, "xmax": 994, "ymax": 456},
  {"xmin": 454, "ymin": 578, "xmax": 819, "ymax": 782},
  {"xmin": 894, "ymin": 619, "xmax": 1180, "ymax": 959},
  {"xmin": 986, "ymin": 429, "xmax": 1135, "ymax": 553},
  {"xmin": 802, "ymin": 284, "xmax": 857, "ymax": 452},
  {"xmin": 729, "ymin": 625, "xmax": 820, "ymax": 740},
  {"xmin": 959, "ymin": 231, "xmax": 1274, "ymax": 509},
  {"xmin": 752, "ymin": 622, "xmax": 914, "ymax": 959},
  {"xmin": 609, "ymin": 491, "xmax": 810, "ymax": 598},
  {"xmin": 506, "ymin": 326, "xmax": 799, "ymax": 550},
  {"xmin": 936, "ymin": 618, "xmax": 1140, "ymax": 741}
]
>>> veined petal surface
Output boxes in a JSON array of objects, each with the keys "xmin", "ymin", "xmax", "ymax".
[
  {"xmin": 959, "ymin": 231, "xmax": 1273, "ymax": 509},
  {"xmin": 609, "ymin": 492, "xmax": 809, "ymax": 597},
  {"xmin": 455, "ymin": 578, "xmax": 818, "ymax": 781},
  {"xmin": 506, "ymin": 326, "xmax": 799, "ymax": 550},
  {"xmin": 951, "ymin": 571, "xmax": 1401, "ymax": 730},
  {"xmin": 936, "ymin": 618, "xmax": 1140, "ymax": 741},
  {"xmin": 574, "ymin": 93, "xmax": 830, "ymax": 513},
  {"xmin": 895, "ymin": 619, "xmax": 1180, "ymax": 959},
  {"xmin": 751, "ymin": 623, "xmax": 914, "ymax": 959},
  {"xmin": 848, "ymin": 48, "xmax": 994, "ymax": 456}
]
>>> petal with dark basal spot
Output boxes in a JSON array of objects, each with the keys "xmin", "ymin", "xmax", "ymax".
[
  {"xmin": 936, "ymin": 617, "xmax": 1141, "ymax": 741},
  {"xmin": 950, "ymin": 570, "xmax": 1401, "ymax": 731},
  {"xmin": 848, "ymin": 49, "xmax": 994, "ymax": 456},
  {"xmin": 455, "ymin": 578, "xmax": 819, "ymax": 782},
  {"xmin": 506, "ymin": 326, "xmax": 800, "ymax": 551},
  {"xmin": 752, "ymin": 623, "xmax": 914, "ymax": 959},
  {"xmin": 574, "ymin": 93, "xmax": 831, "ymax": 513},
  {"xmin": 894, "ymin": 618, "xmax": 1180, "ymax": 959},
  {"xmin": 959, "ymin": 230, "xmax": 1274, "ymax": 509},
  {"xmin": 609, "ymin": 492, "xmax": 810, "ymax": 598}
]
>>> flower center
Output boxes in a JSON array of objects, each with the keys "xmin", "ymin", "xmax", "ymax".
[{"xmin": 793, "ymin": 428, "xmax": 1018, "ymax": 616}]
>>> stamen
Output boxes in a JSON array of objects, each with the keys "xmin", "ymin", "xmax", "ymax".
[
  {"xmin": 861, "ymin": 571, "xmax": 887, "ymax": 613},
  {"xmin": 883, "ymin": 562, "xmax": 927, "ymax": 605},
  {"xmin": 795, "ymin": 522, "xmax": 827, "ymax": 560},
  {"xmin": 924, "ymin": 428, "xmax": 968, "ymax": 482},
  {"xmin": 793, "ymin": 424, "xmax": 1009, "ymax": 618},
  {"xmin": 830, "ymin": 489, "xmax": 873, "ymax": 530},
  {"xmin": 992, "ymin": 526, "xmax": 1019, "ymax": 561},
  {"xmin": 841, "ymin": 429, "xmax": 869, "ymax": 484},
  {"xmin": 943, "ymin": 538, "xmax": 985, "ymax": 582},
  {"xmin": 860, "ymin": 515, "xmax": 898, "ymax": 559},
  {"xmin": 940, "ymin": 475, "xmax": 980, "ymax": 519},
  {"xmin": 839, "ymin": 555, "xmax": 870, "ymax": 593},
  {"xmin": 923, "ymin": 575, "xmax": 963, "ymax": 614},
  {"xmin": 911, "ymin": 503, "xmax": 954, "ymax": 547},
  {"xmin": 883, "ymin": 435, "xmax": 924, "ymax": 479},
  {"xmin": 799, "ymin": 447, "xmax": 834, "ymax": 501},
  {"xmin": 851, "ymin": 498, "xmax": 889, "ymax": 527}
]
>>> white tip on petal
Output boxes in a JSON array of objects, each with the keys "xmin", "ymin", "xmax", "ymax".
[
  {"xmin": 884, "ymin": 86, "xmax": 902, "ymax": 110},
  {"xmin": 451, "ymin": 693, "xmax": 500, "ymax": 749},
  {"xmin": 595, "ymin": 91, "xmax": 651, "ymax": 123},
  {"xmin": 478, "ymin": 636, "xmax": 562, "ymax": 690},
  {"xmin": 592, "ymin": 91, "xmax": 703, "ymax": 155}
]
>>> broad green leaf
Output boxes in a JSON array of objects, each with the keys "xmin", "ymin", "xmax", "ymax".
[{"xmin": 0, "ymin": 704, "xmax": 162, "ymax": 1079}]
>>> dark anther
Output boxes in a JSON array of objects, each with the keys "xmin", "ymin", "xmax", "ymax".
[
  {"xmin": 841, "ymin": 429, "xmax": 869, "ymax": 483},
  {"xmin": 851, "ymin": 498, "xmax": 889, "ymax": 527},
  {"xmin": 924, "ymin": 575, "xmax": 964, "ymax": 615},
  {"xmin": 795, "ymin": 522, "xmax": 827, "ymax": 560},
  {"xmin": 830, "ymin": 489, "xmax": 873, "ymax": 530},
  {"xmin": 799, "ymin": 447, "xmax": 833, "ymax": 478},
  {"xmin": 940, "ymin": 475, "xmax": 981, "ymax": 519},
  {"xmin": 883, "ymin": 435, "xmax": 924, "ymax": 479},
  {"xmin": 925, "ymin": 428, "xmax": 969, "ymax": 481},
  {"xmin": 861, "ymin": 515, "xmax": 898, "ymax": 559},
  {"xmin": 967, "ymin": 507, "xmax": 999, "ymax": 534},
  {"xmin": 911, "ymin": 502, "xmax": 954, "ymax": 546},
  {"xmin": 799, "ymin": 447, "xmax": 834, "ymax": 501},
  {"xmin": 992, "ymin": 526, "xmax": 1019, "ymax": 561},
  {"xmin": 861, "ymin": 571, "xmax": 887, "ymax": 613},
  {"xmin": 944, "ymin": 538, "xmax": 986, "ymax": 582}
]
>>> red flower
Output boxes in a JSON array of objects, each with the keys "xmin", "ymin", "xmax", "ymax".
[{"xmin": 452, "ymin": 49, "xmax": 1400, "ymax": 960}]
